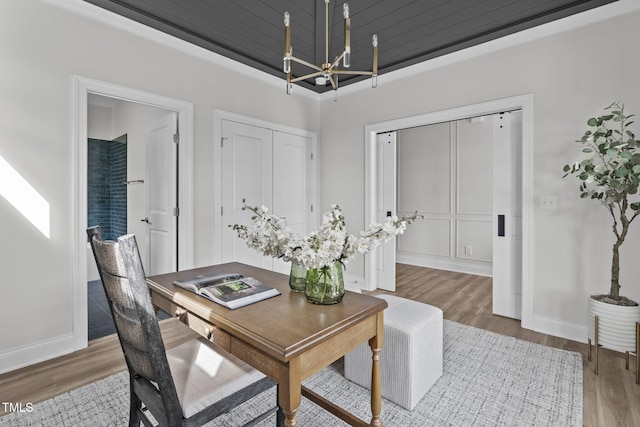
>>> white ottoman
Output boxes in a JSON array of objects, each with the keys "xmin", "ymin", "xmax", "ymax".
[{"xmin": 344, "ymin": 294, "xmax": 443, "ymax": 410}]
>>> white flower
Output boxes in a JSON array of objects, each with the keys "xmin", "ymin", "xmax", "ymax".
[{"xmin": 230, "ymin": 200, "xmax": 421, "ymax": 270}]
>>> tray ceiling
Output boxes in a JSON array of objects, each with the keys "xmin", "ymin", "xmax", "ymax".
[{"xmin": 83, "ymin": 0, "xmax": 617, "ymax": 93}]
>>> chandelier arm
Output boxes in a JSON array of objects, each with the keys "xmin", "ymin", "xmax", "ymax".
[
  {"xmin": 333, "ymin": 70, "xmax": 374, "ymax": 76},
  {"xmin": 329, "ymin": 74, "xmax": 338, "ymax": 90},
  {"xmin": 373, "ymin": 38, "xmax": 378, "ymax": 76},
  {"xmin": 289, "ymin": 71, "xmax": 324, "ymax": 83},
  {"xmin": 328, "ymin": 52, "xmax": 346, "ymax": 72},
  {"xmin": 289, "ymin": 56, "xmax": 324, "ymax": 72}
]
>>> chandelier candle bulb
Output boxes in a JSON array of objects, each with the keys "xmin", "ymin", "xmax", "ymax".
[
  {"xmin": 343, "ymin": 3, "xmax": 351, "ymax": 68},
  {"xmin": 372, "ymin": 34, "xmax": 378, "ymax": 87},
  {"xmin": 283, "ymin": 12, "xmax": 291, "ymax": 74}
]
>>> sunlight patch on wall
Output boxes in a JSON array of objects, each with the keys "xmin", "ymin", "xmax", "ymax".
[{"xmin": 0, "ymin": 154, "xmax": 50, "ymax": 238}]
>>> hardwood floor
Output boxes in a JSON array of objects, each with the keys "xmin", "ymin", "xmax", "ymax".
[{"xmin": 1, "ymin": 264, "xmax": 638, "ymax": 425}]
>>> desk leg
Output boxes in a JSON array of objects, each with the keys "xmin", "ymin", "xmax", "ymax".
[
  {"xmin": 369, "ymin": 312, "xmax": 384, "ymax": 427},
  {"xmin": 278, "ymin": 358, "xmax": 301, "ymax": 427}
]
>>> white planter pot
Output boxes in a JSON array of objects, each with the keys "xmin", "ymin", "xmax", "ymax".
[{"xmin": 587, "ymin": 296, "xmax": 640, "ymax": 353}]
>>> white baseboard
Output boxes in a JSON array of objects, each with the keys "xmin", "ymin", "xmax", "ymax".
[
  {"xmin": 532, "ymin": 315, "xmax": 587, "ymax": 344},
  {"xmin": 0, "ymin": 334, "xmax": 75, "ymax": 375},
  {"xmin": 397, "ymin": 254, "xmax": 492, "ymax": 277}
]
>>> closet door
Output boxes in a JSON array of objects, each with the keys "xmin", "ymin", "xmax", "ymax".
[
  {"xmin": 220, "ymin": 120, "xmax": 273, "ymax": 269},
  {"xmin": 220, "ymin": 121, "xmax": 313, "ymax": 272}
]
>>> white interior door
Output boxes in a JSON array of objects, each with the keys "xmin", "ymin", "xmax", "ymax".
[
  {"xmin": 271, "ymin": 130, "xmax": 312, "ymax": 274},
  {"xmin": 377, "ymin": 132, "xmax": 397, "ymax": 291},
  {"xmin": 492, "ymin": 111, "xmax": 523, "ymax": 319},
  {"xmin": 220, "ymin": 120, "xmax": 273, "ymax": 270},
  {"xmin": 146, "ymin": 112, "xmax": 178, "ymax": 275}
]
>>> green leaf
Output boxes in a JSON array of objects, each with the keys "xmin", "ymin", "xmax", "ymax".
[
  {"xmin": 563, "ymin": 165, "xmax": 571, "ymax": 172},
  {"xmin": 582, "ymin": 148, "xmax": 593, "ymax": 153},
  {"xmin": 587, "ymin": 118, "xmax": 598, "ymax": 127},
  {"xmin": 616, "ymin": 167, "xmax": 629, "ymax": 177}
]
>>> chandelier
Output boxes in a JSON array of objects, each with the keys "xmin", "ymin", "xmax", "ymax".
[{"xmin": 283, "ymin": 0, "xmax": 378, "ymax": 95}]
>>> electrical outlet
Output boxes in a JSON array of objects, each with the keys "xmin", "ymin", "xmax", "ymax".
[
  {"xmin": 539, "ymin": 196, "xmax": 558, "ymax": 210},
  {"xmin": 465, "ymin": 245, "xmax": 472, "ymax": 255}
]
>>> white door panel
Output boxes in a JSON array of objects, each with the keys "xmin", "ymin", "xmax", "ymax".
[
  {"xmin": 146, "ymin": 112, "xmax": 178, "ymax": 275},
  {"xmin": 272, "ymin": 131, "xmax": 310, "ymax": 274},
  {"xmin": 377, "ymin": 132, "xmax": 397, "ymax": 291},
  {"xmin": 221, "ymin": 120, "xmax": 273, "ymax": 270},
  {"xmin": 493, "ymin": 111, "xmax": 523, "ymax": 319}
]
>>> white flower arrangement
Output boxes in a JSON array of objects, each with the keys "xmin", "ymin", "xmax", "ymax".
[{"xmin": 230, "ymin": 200, "xmax": 420, "ymax": 270}]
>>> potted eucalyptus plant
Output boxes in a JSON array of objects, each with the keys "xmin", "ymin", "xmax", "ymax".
[{"xmin": 563, "ymin": 102, "xmax": 640, "ymax": 356}]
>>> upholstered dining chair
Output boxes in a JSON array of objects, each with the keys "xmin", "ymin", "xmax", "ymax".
[{"xmin": 87, "ymin": 226, "xmax": 276, "ymax": 427}]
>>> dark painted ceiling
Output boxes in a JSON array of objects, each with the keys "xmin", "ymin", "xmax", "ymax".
[{"xmin": 84, "ymin": 0, "xmax": 617, "ymax": 93}]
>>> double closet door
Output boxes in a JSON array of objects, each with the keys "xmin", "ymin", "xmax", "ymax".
[{"xmin": 220, "ymin": 119, "xmax": 315, "ymax": 274}]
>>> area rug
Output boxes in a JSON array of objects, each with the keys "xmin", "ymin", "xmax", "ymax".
[{"xmin": 0, "ymin": 320, "xmax": 582, "ymax": 426}]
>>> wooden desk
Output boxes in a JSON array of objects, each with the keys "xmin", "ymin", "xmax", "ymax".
[{"xmin": 147, "ymin": 262, "xmax": 387, "ymax": 427}]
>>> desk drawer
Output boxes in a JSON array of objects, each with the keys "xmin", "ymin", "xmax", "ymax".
[
  {"xmin": 184, "ymin": 311, "xmax": 231, "ymax": 351},
  {"xmin": 151, "ymin": 292, "xmax": 231, "ymax": 351}
]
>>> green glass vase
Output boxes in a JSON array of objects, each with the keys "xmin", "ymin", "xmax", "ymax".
[
  {"xmin": 304, "ymin": 261, "xmax": 345, "ymax": 305},
  {"xmin": 288, "ymin": 261, "xmax": 308, "ymax": 292}
]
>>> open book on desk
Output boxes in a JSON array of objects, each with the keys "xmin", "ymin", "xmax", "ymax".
[{"xmin": 172, "ymin": 273, "xmax": 280, "ymax": 309}]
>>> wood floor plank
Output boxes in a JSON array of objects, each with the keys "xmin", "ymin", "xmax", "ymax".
[{"xmin": 1, "ymin": 264, "xmax": 638, "ymax": 425}]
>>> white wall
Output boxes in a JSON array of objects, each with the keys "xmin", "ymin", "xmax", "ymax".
[
  {"xmin": 87, "ymin": 103, "xmax": 112, "ymax": 140},
  {"xmin": 317, "ymin": 7, "xmax": 640, "ymax": 340},
  {"xmin": 0, "ymin": 0, "xmax": 319, "ymax": 372}
]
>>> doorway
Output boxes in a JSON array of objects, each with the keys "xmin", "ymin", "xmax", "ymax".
[
  {"xmin": 364, "ymin": 95, "xmax": 534, "ymax": 330},
  {"xmin": 389, "ymin": 112, "xmax": 523, "ymax": 320},
  {"xmin": 72, "ymin": 76, "xmax": 195, "ymax": 350},
  {"xmin": 87, "ymin": 95, "xmax": 178, "ymax": 277}
]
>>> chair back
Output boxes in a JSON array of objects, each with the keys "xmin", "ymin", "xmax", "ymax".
[{"xmin": 87, "ymin": 226, "xmax": 182, "ymax": 425}]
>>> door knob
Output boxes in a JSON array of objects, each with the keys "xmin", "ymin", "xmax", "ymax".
[{"xmin": 141, "ymin": 217, "xmax": 152, "ymax": 224}]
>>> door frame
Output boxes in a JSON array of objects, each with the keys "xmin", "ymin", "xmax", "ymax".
[
  {"xmin": 364, "ymin": 94, "xmax": 534, "ymax": 330},
  {"xmin": 213, "ymin": 110, "xmax": 318, "ymax": 264},
  {"xmin": 72, "ymin": 75, "xmax": 194, "ymax": 350}
]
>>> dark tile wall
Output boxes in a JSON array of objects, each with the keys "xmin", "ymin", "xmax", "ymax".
[{"xmin": 88, "ymin": 137, "xmax": 127, "ymax": 240}]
